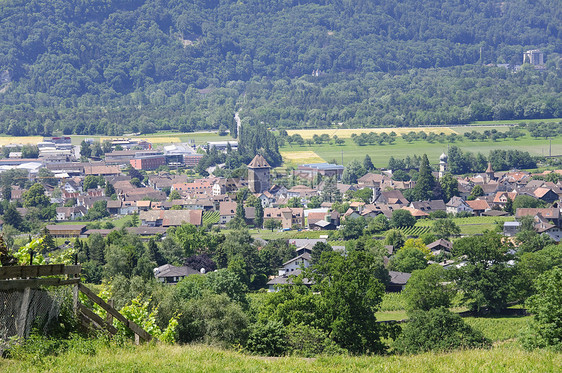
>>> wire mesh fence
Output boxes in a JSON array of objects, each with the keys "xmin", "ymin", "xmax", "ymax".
[{"xmin": 0, "ymin": 286, "xmax": 73, "ymax": 354}]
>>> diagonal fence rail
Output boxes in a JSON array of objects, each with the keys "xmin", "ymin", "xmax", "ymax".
[{"xmin": 0, "ymin": 264, "xmax": 152, "ymax": 351}]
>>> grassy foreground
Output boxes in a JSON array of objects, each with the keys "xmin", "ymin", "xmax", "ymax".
[{"xmin": 1, "ymin": 342, "xmax": 560, "ymax": 373}]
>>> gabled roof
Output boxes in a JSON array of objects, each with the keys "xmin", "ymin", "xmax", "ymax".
[
  {"xmin": 248, "ymin": 154, "xmax": 270, "ymax": 168},
  {"xmin": 378, "ymin": 190, "xmax": 409, "ymax": 205},
  {"xmin": 525, "ymin": 180, "xmax": 546, "ymax": 189},
  {"xmin": 389, "ymin": 271, "xmax": 411, "ymax": 286},
  {"xmin": 266, "ymin": 269, "xmax": 314, "ymax": 286},
  {"xmin": 358, "ymin": 173, "xmax": 386, "ymax": 184},
  {"xmin": 516, "ymin": 208, "xmax": 560, "ymax": 220},
  {"xmin": 493, "ymin": 191, "xmax": 517, "ymax": 203},
  {"xmin": 534, "ymin": 187, "xmax": 555, "ymax": 198},
  {"xmin": 307, "ymin": 211, "xmax": 327, "ymax": 223},
  {"xmin": 313, "ymin": 220, "xmax": 332, "ymax": 228},
  {"xmin": 282, "ymin": 252, "xmax": 311, "ymax": 267},
  {"xmin": 140, "ymin": 210, "xmax": 203, "ymax": 226},
  {"xmin": 154, "ymin": 264, "xmax": 201, "ymax": 278},
  {"xmin": 288, "ymin": 238, "xmax": 327, "ymax": 250},
  {"xmin": 400, "ymin": 206, "xmax": 429, "ymax": 217},
  {"xmin": 446, "ymin": 196, "xmax": 469, "ymax": 208},
  {"xmin": 219, "ymin": 201, "xmax": 237, "ymax": 216},
  {"xmin": 427, "ymin": 239, "xmax": 453, "ymax": 251},
  {"xmin": 466, "ymin": 199, "xmax": 490, "ymax": 211},
  {"xmin": 106, "ymin": 200, "xmax": 122, "ymax": 209},
  {"xmin": 411, "ymin": 200, "xmax": 446, "ymax": 211}
]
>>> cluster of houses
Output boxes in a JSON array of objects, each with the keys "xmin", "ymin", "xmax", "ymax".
[{"xmin": 3, "ymin": 141, "xmax": 562, "ymax": 243}]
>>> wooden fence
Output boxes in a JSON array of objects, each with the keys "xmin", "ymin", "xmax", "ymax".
[{"xmin": 0, "ymin": 264, "xmax": 152, "ymax": 344}]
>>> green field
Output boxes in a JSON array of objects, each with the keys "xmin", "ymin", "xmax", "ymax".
[
  {"xmin": 54, "ymin": 215, "xmax": 133, "ymax": 229},
  {"xmin": 247, "ymin": 228, "xmax": 326, "ymax": 241},
  {"xmin": 414, "ymin": 216, "xmax": 514, "ymax": 235},
  {"xmin": 464, "ymin": 315, "xmax": 531, "ymax": 342},
  {"xmin": 69, "ymin": 131, "xmax": 235, "ymax": 145},
  {"xmin": 2, "ymin": 341, "xmax": 559, "ymax": 373},
  {"xmin": 280, "ymin": 126, "xmax": 562, "ymax": 167}
]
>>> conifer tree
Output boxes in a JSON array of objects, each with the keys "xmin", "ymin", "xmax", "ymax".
[{"xmin": 413, "ymin": 154, "xmax": 436, "ymax": 201}]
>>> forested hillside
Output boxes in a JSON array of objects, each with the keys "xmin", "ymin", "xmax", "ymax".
[{"xmin": 0, "ymin": 0, "xmax": 561, "ymax": 135}]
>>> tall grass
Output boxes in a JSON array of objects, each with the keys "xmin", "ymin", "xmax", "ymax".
[
  {"xmin": 464, "ymin": 316, "xmax": 531, "ymax": 342},
  {"xmin": 2, "ymin": 342, "xmax": 561, "ymax": 373}
]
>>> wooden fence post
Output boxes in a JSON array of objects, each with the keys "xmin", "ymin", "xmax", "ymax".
[
  {"xmin": 16, "ymin": 287, "xmax": 31, "ymax": 338},
  {"xmin": 72, "ymin": 284, "xmax": 79, "ymax": 315},
  {"xmin": 106, "ymin": 299, "xmax": 114, "ymax": 325}
]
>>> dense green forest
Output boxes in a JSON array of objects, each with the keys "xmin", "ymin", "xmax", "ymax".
[{"xmin": 0, "ymin": 0, "xmax": 561, "ymax": 135}]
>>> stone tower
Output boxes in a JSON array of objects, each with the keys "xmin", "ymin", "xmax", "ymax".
[
  {"xmin": 486, "ymin": 162, "xmax": 495, "ymax": 182},
  {"xmin": 248, "ymin": 154, "xmax": 271, "ymax": 193},
  {"xmin": 439, "ymin": 152, "xmax": 448, "ymax": 179}
]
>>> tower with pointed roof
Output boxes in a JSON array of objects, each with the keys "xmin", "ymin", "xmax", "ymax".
[
  {"xmin": 439, "ymin": 152, "xmax": 448, "ymax": 179},
  {"xmin": 486, "ymin": 162, "xmax": 495, "ymax": 182},
  {"xmin": 248, "ymin": 154, "xmax": 271, "ymax": 193}
]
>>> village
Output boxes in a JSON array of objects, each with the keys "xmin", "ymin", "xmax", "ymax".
[{"xmin": 1, "ymin": 135, "xmax": 561, "ymax": 292}]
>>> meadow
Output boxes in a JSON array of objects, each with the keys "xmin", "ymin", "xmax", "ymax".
[
  {"xmin": 414, "ymin": 216, "xmax": 513, "ymax": 235},
  {"xmin": 2, "ymin": 339, "xmax": 558, "ymax": 373},
  {"xmin": 280, "ymin": 150, "xmax": 326, "ymax": 166},
  {"xmin": 280, "ymin": 127, "xmax": 562, "ymax": 168}
]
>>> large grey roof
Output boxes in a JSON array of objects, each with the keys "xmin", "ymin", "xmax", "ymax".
[
  {"xmin": 389, "ymin": 271, "xmax": 411, "ymax": 286},
  {"xmin": 300, "ymin": 163, "xmax": 344, "ymax": 170},
  {"xmin": 154, "ymin": 264, "xmax": 200, "ymax": 278},
  {"xmin": 266, "ymin": 269, "xmax": 314, "ymax": 286}
]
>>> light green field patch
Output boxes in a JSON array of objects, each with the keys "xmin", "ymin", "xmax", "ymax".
[
  {"xmin": 283, "ymin": 128, "xmax": 562, "ymax": 168},
  {"xmin": 281, "ymin": 150, "xmax": 325, "ymax": 165}
]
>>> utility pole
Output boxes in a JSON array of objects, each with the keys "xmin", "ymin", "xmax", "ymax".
[
  {"xmin": 550, "ymin": 138, "xmax": 552, "ymax": 157},
  {"xmin": 341, "ymin": 149, "xmax": 343, "ymax": 166},
  {"xmin": 479, "ymin": 46, "xmax": 483, "ymax": 64}
]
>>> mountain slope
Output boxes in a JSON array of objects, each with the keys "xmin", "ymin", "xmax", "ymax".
[{"xmin": 0, "ymin": 0, "xmax": 560, "ymax": 134}]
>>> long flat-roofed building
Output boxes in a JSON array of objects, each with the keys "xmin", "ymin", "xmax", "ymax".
[{"xmin": 296, "ymin": 163, "xmax": 344, "ymax": 180}]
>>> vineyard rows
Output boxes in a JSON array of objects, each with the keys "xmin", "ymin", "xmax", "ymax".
[
  {"xmin": 203, "ymin": 211, "xmax": 220, "ymax": 225},
  {"xmin": 398, "ymin": 226, "xmax": 432, "ymax": 236}
]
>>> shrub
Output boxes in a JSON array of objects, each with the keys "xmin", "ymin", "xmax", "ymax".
[
  {"xmin": 456, "ymin": 211, "xmax": 472, "ymax": 218},
  {"xmin": 246, "ymin": 320, "xmax": 288, "ymax": 356},
  {"xmin": 176, "ymin": 293, "xmax": 249, "ymax": 345},
  {"xmin": 286, "ymin": 323, "xmax": 346, "ymax": 357},
  {"xmin": 5, "ymin": 333, "xmax": 104, "ymax": 365},
  {"xmin": 429, "ymin": 210, "xmax": 447, "ymax": 219},
  {"xmin": 393, "ymin": 307, "xmax": 491, "ymax": 354}
]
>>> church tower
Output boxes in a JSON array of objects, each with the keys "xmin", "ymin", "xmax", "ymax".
[
  {"xmin": 439, "ymin": 152, "xmax": 448, "ymax": 179},
  {"xmin": 485, "ymin": 162, "xmax": 495, "ymax": 182},
  {"xmin": 248, "ymin": 154, "xmax": 271, "ymax": 193}
]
